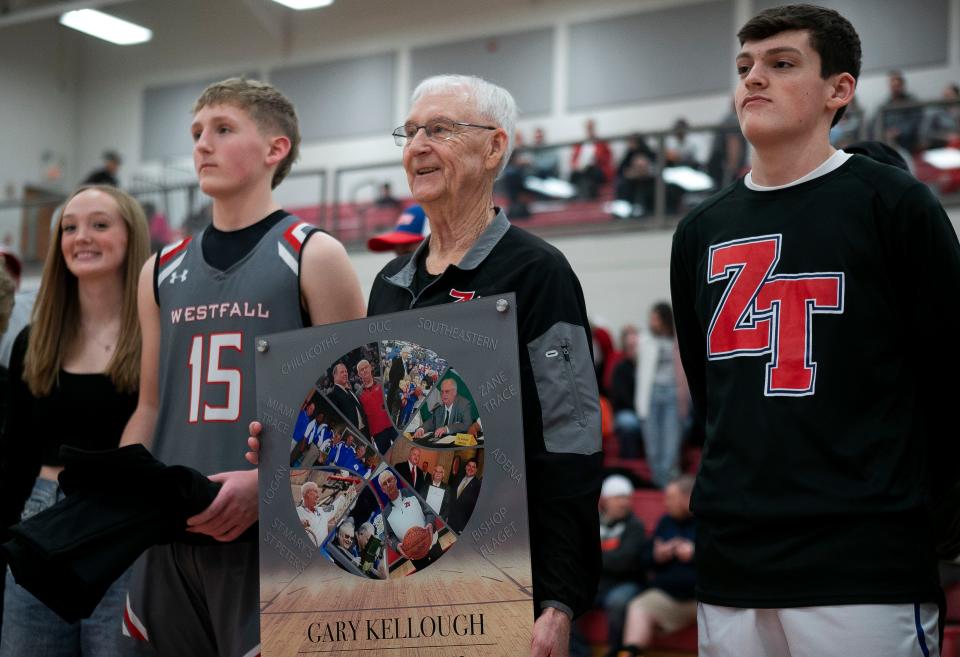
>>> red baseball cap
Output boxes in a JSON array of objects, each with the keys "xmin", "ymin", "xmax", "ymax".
[{"xmin": 367, "ymin": 205, "xmax": 429, "ymax": 252}]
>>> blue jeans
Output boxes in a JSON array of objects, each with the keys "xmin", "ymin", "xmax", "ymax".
[
  {"xmin": 0, "ymin": 479, "xmax": 138, "ymax": 657},
  {"xmin": 601, "ymin": 581, "xmax": 644, "ymax": 652},
  {"xmin": 642, "ymin": 383, "xmax": 681, "ymax": 488},
  {"xmin": 614, "ymin": 410, "xmax": 643, "ymax": 458},
  {"xmin": 567, "ymin": 581, "xmax": 645, "ymax": 657}
]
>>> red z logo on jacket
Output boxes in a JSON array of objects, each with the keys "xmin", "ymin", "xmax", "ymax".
[
  {"xmin": 449, "ymin": 289, "xmax": 476, "ymax": 302},
  {"xmin": 707, "ymin": 234, "xmax": 844, "ymax": 396}
]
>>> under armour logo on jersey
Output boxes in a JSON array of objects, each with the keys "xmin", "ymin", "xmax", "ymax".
[
  {"xmin": 707, "ymin": 234, "xmax": 844, "ymax": 396},
  {"xmin": 449, "ymin": 289, "xmax": 476, "ymax": 302},
  {"xmin": 168, "ymin": 269, "xmax": 189, "ymax": 284}
]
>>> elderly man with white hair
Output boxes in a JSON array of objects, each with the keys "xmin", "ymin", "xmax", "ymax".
[
  {"xmin": 368, "ymin": 74, "xmax": 603, "ymax": 657},
  {"xmin": 297, "ymin": 481, "xmax": 334, "ymax": 547}
]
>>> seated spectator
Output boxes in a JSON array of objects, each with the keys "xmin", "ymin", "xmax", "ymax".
[
  {"xmin": 920, "ymin": 83, "xmax": 960, "ymax": 149},
  {"xmin": 500, "ymin": 131, "xmax": 533, "ymax": 218},
  {"xmin": 706, "ymin": 102, "xmax": 748, "ymax": 188},
  {"xmin": 830, "ymin": 97, "xmax": 864, "ymax": 147},
  {"xmin": 615, "ymin": 134, "xmax": 657, "ymax": 216},
  {"xmin": 663, "ymin": 119, "xmax": 700, "ymax": 168},
  {"xmin": 875, "ymin": 70, "xmax": 922, "ymax": 152},
  {"xmin": 332, "ymin": 519, "xmax": 359, "ymax": 562},
  {"xmin": 413, "ymin": 377, "xmax": 476, "ymax": 440},
  {"xmin": 596, "ymin": 475, "xmax": 648, "ymax": 657},
  {"xmin": 618, "ymin": 475, "xmax": 696, "ymax": 657},
  {"xmin": 356, "ymin": 521, "xmax": 388, "ymax": 579},
  {"xmin": 571, "ymin": 119, "xmax": 614, "ymax": 199},
  {"xmin": 530, "ymin": 127, "xmax": 560, "ymax": 179},
  {"xmin": 82, "ymin": 150, "xmax": 121, "ymax": 187},
  {"xmin": 610, "ymin": 325, "xmax": 642, "ymax": 458},
  {"xmin": 375, "ymin": 182, "xmax": 402, "ymax": 208}
]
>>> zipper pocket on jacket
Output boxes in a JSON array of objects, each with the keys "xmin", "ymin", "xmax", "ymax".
[{"xmin": 560, "ymin": 340, "xmax": 586, "ymax": 427}]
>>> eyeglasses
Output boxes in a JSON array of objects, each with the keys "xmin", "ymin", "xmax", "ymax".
[{"xmin": 392, "ymin": 118, "xmax": 496, "ymax": 147}]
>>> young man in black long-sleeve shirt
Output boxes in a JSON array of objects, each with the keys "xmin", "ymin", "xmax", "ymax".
[{"xmin": 670, "ymin": 5, "xmax": 960, "ymax": 656}]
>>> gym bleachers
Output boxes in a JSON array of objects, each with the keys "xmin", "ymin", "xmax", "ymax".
[
  {"xmin": 578, "ymin": 488, "xmax": 698, "ymax": 656},
  {"xmin": 287, "ymin": 197, "xmax": 619, "ymax": 244}
]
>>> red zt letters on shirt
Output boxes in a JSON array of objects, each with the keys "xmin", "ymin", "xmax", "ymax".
[{"xmin": 706, "ymin": 234, "xmax": 844, "ymax": 396}]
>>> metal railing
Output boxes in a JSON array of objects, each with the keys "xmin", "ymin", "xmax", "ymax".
[{"xmin": 7, "ymin": 98, "xmax": 960, "ymax": 262}]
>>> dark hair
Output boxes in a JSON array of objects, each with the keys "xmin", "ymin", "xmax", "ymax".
[
  {"xmin": 737, "ymin": 4, "xmax": 861, "ymax": 126},
  {"xmin": 652, "ymin": 302, "xmax": 674, "ymax": 338}
]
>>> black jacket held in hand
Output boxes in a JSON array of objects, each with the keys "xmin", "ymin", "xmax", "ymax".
[
  {"xmin": 368, "ymin": 210, "xmax": 603, "ymax": 619},
  {"xmin": 1, "ymin": 444, "xmax": 223, "ymax": 623}
]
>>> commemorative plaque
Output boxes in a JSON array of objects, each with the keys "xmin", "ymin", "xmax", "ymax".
[{"xmin": 255, "ymin": 294, "xmax": 534, "ymax": 656}]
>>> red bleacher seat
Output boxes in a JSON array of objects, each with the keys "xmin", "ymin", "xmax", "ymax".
[
  {"xmin": 604, "ymin": 457, "xmax": 653, "ymax": 484},
  {"xmin": 631, "ymin": 489, "xmax": 665, "ymax": 537},
  {"xmin": 578, "ymin": 608, "xmax": 607, "ymax": 645},
  {"xmin": 653, "ymin": 623, "xmax": 698, "ymax": 652},
  {"xmin": 946, "ymin": 582, "xmax": 960, "ymax": 622},
  {"xmin": 577, "ymin": 606, "xmax": 697, "ymax": 654},
  {"xmin": 943, "ymin": 583, "xmax": 960, "ymax": 657},
  {"xmin": 944, "ymin": 625, "xmax": 960, "ymax": 657}
]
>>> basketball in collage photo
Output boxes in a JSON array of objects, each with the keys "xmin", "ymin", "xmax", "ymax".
[{"xmin": 284, "ymin": 339, "xmax": 486, "ymax": 578}]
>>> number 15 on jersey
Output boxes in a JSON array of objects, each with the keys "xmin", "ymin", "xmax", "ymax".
[{"xmin": 187, "ymin": 332, "xmax": 243, "ymax": 423}]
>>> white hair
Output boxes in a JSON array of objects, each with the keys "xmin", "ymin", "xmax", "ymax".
[
  {"xmin": 377, "ymin": 470, "xmax": 396, "ymax": 486},
  {"xmin": 410, "ymin": 74, "xmax": 518, "ymax": 177},
  {"xmin": 300, "ymin": 481, "xmax": 319, "ymax": 499},
  {"xmin": 358, "ymin": 522, "xmax": 375, "ymax": 537}
]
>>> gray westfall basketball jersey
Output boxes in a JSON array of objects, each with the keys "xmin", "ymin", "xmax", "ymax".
[{"xmin": 151, "ymin": 215, "xmax": 314, "ymax": 474}]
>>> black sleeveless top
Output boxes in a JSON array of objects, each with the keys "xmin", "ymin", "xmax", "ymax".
[{"xmin": 0, "ymin": 326, "xmax": 137, "ymax": 529}]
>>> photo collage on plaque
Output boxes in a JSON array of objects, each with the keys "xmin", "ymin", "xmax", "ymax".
[{"xmin": 286, "ymin": 340, "xmax": 486, "ymax": 579}]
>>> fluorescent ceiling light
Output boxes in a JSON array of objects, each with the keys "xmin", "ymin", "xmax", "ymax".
[
  {"xmin": 271, "ymin": 0, "xmax": 334, "ymax": 9},
  {"xmin": 59, "ymin": 8, "xmax": 152, "ymax": 45}
]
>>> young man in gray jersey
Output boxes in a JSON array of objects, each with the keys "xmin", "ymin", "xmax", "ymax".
[{"xmin": 119, "ymin": 78, "xmax": 366, "ymax": 657}]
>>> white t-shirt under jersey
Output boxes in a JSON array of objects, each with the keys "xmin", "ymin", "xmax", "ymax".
[{"xmin": 744, "ymin": 150, "xmax": 852, "ymax": 191}]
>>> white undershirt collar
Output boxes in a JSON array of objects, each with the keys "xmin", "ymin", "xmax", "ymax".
[{"xmin": 745, "ymin": 149, "xmax": 852, "ymax": 191}]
